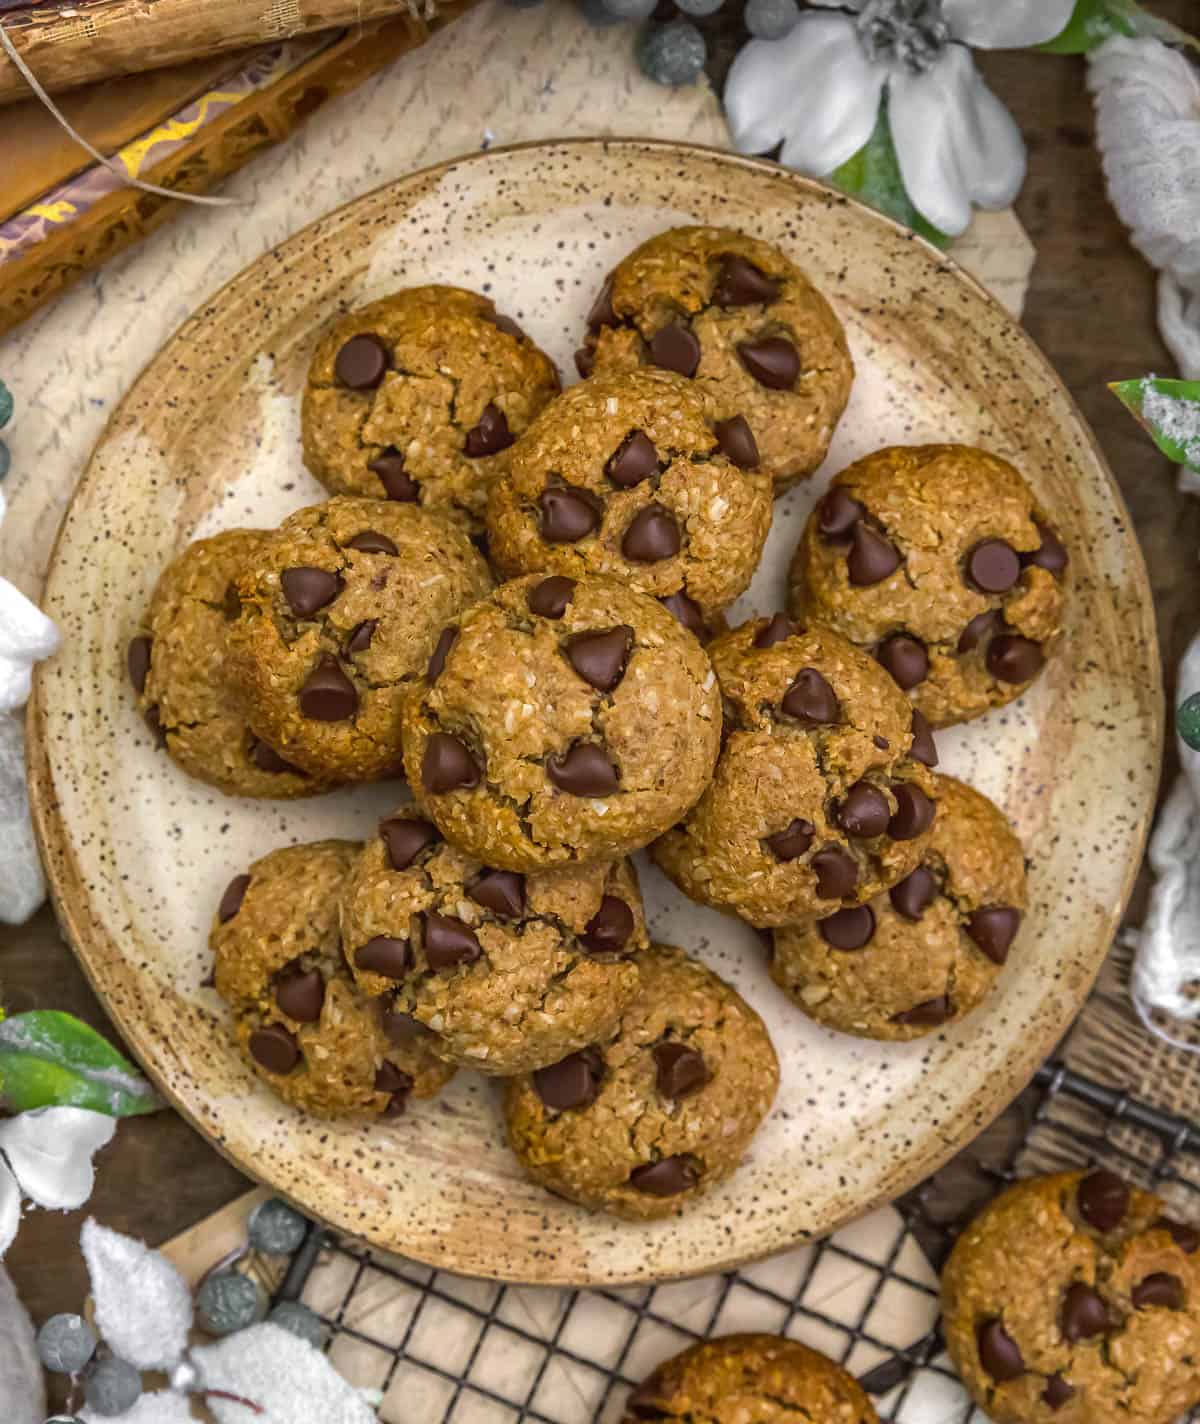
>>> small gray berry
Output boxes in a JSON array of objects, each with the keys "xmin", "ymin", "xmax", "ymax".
[
  {"xmin": 267, "ymin": 1301, "xmax": 326, "ymax": 1349},
  {"xmin": 195, "ymin": 1271, "xmax": 264, "ymax": 1336},
  {"xmin": 675, "ymin": 0, "xmax": 723, "ymax": 14},
  {"xmin": 601, "ymin": 0, "xmax": 658, "ymax": 17},
  {"xmin": 744, "ymin": 0, "xmax": 800, "ymax": 39},
  {"xmin": 83, "ymin": 1358, "xmax": 141, "ymax": 1417},
  {"xmin": 36, "ymin": 1314, "xmax": 97, "ymax": 1374},
  {"xmin": 637, "ymin": 20, "xmax": 707, "ymax": 86},
  {"xmin": 247, "ymin": 1197, "xmax": 309, "ymax": 1255},
  {"xmin": 578, "ymin": 0, "xmax": 624, "ymax": 24}
]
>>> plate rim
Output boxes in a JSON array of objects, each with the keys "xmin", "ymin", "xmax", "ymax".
[{"xmin": 27, "ymin": 135, "xmax": 1164, "ymax": 1285}]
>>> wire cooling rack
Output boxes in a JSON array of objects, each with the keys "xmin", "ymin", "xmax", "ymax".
[{"xmin": 273, "ymin": 1060, "xmax": 1200, "ymax": 1424}]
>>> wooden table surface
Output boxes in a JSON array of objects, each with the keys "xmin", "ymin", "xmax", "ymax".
[{"xmin": 5, "ymin": 0, "xmax": 1198, "ymax": 1334}]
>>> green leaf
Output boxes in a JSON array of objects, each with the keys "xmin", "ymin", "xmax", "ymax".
[
  {"xmin": 1110, "ymin": 376, "xmax": 1200, "ymax": 471},
  {"xmin": 0, "ymin": 1011, "xmax": 162, "ymax": 1117},
  {"xmin": 1038, "ymin": 0, "xmax": 1137, "ymax": 53},
  {"xmin": 829, "ymin": 98, "xmax": 951, "ymax": 249}
]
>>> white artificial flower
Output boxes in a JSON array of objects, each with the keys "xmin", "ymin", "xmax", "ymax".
[
  {"xmin": 0, "ymin": 1108, "xmax": 116, "ymax": 1255},
  {"xmin": 725, "ymin": 0, "xmax": 1077, "ymax": 235}
]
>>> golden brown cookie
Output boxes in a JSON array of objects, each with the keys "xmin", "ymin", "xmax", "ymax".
[
  {"xmin": 789, "ymin": 445, "xmax": 1068, "ymax": 727},
  {"xmin": 210, "ymin": 841, "xmax": 454, "ymax": 1118},
  {"xmin": 127, "ymin": 529, "xmax": 331, "ymax": 798},
  {"xmin": 770, "ymin": 774, "xmax": 1027, "ymax": 1039},
  {"xmin": 226, "ymin": 496, "xmax": 492, "ymax": 783},
  {"xmin": 579, "ymin": 226, "xmax": 853, "ymax": 493},
  {"xmin": 340, "ymin": 806, "xmax": 648, "ymax": 1074},
  {"xmin": 504, "ymin": 943, "xmax": 779, "ymax": 1221},
  {"xmin": 943, "ymin": 1170, "xmax": 1200, "ymax": 1424},
  {"xmin": 400, "ymin": 574, "xmax": 722, "ymax": 872},
  {"xmin": 486, "ymin": 368, "xmax": 772, "ymax": 626},
  {"xmin": 652, "ymin": 614, "xmax": 938, "ymax": 928},
  {"xmin": 622, "ymin": 1334, "xmax": 878, "ymax": 1424},
  {"xmin": 301, "ymin": 285, "xmax": 560, "ymax": 532}
]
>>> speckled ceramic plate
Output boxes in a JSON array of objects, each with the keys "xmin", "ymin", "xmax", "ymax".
[{"xmin": 28, "ymin": 139, "xmax": 1161, "ymax": 1286}]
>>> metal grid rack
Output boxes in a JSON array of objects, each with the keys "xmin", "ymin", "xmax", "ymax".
[{"xmin": 275, "ymin": 1060, "xmax": 1200, "ymax": 1423}]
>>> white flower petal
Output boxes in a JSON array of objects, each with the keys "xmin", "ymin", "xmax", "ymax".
[
  {"xmin": 0, "ymin": 577, "xmax": 60, "ymax": 715},
  {"xmin": 726, "ymin": 14, "xmax": 886, "ymax": 175},
  {"xmin": 195, "ymin": 1322, "xmax": 377, "ymax": 1424},
  {"xmin": 0, "ymin": 1107, "xmax": 114, "ymax": 1211},
  {"xmin": 944, "ymin": 0, "xmax": 1077, "ymax": 49},
  {"xmin": 807, "ymin": 0, "xmax": 866, "ymax": 8},
  {"xmin": 81, "ymin": 1219, "xmax": 193, "ymax": 1371},
  {"xmin": 0, "ymin": 1160, "xmax": 19, "ymax": 1258},
  {"xmin": 889, "ymin": 45, "xmax": 1026, "ymax": 236}
]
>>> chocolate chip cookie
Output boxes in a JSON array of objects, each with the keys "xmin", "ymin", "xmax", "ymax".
[
  {"xmin": 943, "ymin": 1170, "xmax": 1200, "ymax": 1424},
  {"xmin": 578, "ymin": 226, "xmax": 854, "ymax": 493},
  {"xmin": 211, "ymin": 841, "xmax": 453, "ymax": 1118},
  {"xmin": 504, "ymin": 943, "xmax": 779, "ymax": 1220},
  {"xmin": 652, "ymin": 614, "xmax": 938, "ymax": 928},
  {"xmin": 623, "ymin": 1334, "xmax": 878, "ymax": 1424},
  {"xmin": 301, "ymin": 285, "xmax": 560, "ymax": 533},
  {"xmin": 400, "ymin": 574, "xmax": 722, "ymax": 871},
  {"xmin": 127, "ymin": 529, "xmax": 330, "ymax": 797},
  {"xmin": 771, "ymin": 774, "xmax": 1026, "ymax": 1039},
  {"xmin": 226, "ymin": 496, "xmax": 492, "ymax": 783},
  {"xmin": 340, "ymin": 806, "xmax": 648, "ymax": 1074},
  {"xmin": 486, "ymin": 368, "xmax": 773, "ymax": 626},
  {"xmin": 789, "ymin": 445, "xmax": 1068, "ymax": 727}
]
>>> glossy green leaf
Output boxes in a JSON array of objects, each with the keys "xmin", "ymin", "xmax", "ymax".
[
  {"xmin": 0, "ymin": 1011, "xmax": 161, "ymax": 1117},
  {"xmin": 1111, "ymin": 376, "xmax": 1200, "ymax": 471},
  {"xmin": 829, "ymin": 98, "xmax": 950, "ymax": 250}
]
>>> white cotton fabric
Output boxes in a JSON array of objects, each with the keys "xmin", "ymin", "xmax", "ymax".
[
  {"xmin": 0, "ymin": 1266, "xmax": 44, "ymax": 1424},
  {"xmin": 81, "ymin": 1217, "xmax": 193, "ymax": 1371},
  {"xmin": 195, "ymin": 1322, "xmax": 377, "ymax": 1424}
]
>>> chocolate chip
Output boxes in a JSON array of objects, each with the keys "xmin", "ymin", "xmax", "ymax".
[
  {"xmin": 876, "ymin": 634, "xmax": 928, "ymax": 690},
  {"xmin": 606, "ymin": 431, "xmax": 660, "ymax": 487},
  {"xmin": 528, "ymin": 576, "xmax": 576, "ymax": 618},
  {"xmin": 469, "ymin": 869, "xmax": 526, "ymax": 918},
  {"xmin": 713, "ymin": 415, "xmax": 760, "ymax": 469},
  {"xmin": 422, "ymin": 912, "xmax": 481, "ymax": 970},
  {"xmin": 812, "ymin": 846, "xmax": 858, "ymax": 900},
  {"xmin": 836, "ymin": 781, "xmax": 891, "ymax": 838},
  {"xmin": 1023, "ymin": 519, "xmax": 1069, "ymax": 576},
  {"xmin": 629, "ymin": 1155, "xmax": 699, "ymax": 1197},
  {"xmin": 653, "ymin": 1042, "xmax": 707, "ymax": 1098},
  {"xmin": 1061, "ymin": 1283, "xmax": 1109, "ymax": 1341},
  {"xmin": 487, "ymin": 311, "xmax": 527, "ymax": 342},
  {"xmin": 1158, "ymin": 1217, "xmax": 1200, "ymax": 1254},
  {"xmin": 891, "ymin": 996, "xmax": 952, "ymax": 1027},
  {"xmin": 765, "ymin": 818, "xmax": 815, "ymax": 861},
  {"xmin": 380, "ymin": 816, "xmax": 439, "ymax": 871},
  {"xmin": 965, "ymin": 906, "xmax": 1021, "ymax": 966},
  {"xmin": 540, "ymin": 485, "xmax": 602, "ymax": 543},
  {"xmin": 566, "ymin": 626, "xmax": 633, "ymax": 692},
  {"xmin": 356, "ymin": 936, "xmax": 412, "ymax": 978},
  {"xmin": 547, "ymin": 743, "xmax": 620, "ymax": 796},
  {"xmin": 144, "ymin": 705, "xmax": 167, "ymax": 747},
  {"xmin": 890, "ymin": 866, "xmax": 937, "ymax": 921},
  {"xmin": 334, "ymin": 333, "xmax": 388, "ymax": 389},
  {"xmin": 275, "ymin": 968, "xmax": 325, "ymax": 1023},
  {"xmin": 298, "ymin": 655, "xmax": 357, "ymax": 722},
  {"xmin": 1076, "ymin": 1169, "xmax": 1130, "ymax": 1232},
  {"xmin": 817, "ymin": 488, "xmax": 864, "ymax": 542},
  {"xmin": 218, "ymin": 874, "xmax": 251, "ymax": 923},
  {"xmin": 987, "ymin": 634, "xmax": 1044, "ymax": 685},
  {"xmin": 574, "ymin": 347, "xmax": 595, "ymax": 379},
  {"xmin": 347, "ymin": 530, "xmax": 398, "ymax": 555},
  {"xmin": 976, "ymin": 1319, "xmax": 1024, "ymax": 1381},
  {"xmin": 754, "ymin": 613, "xmax": 798, "ymax": 648},
  {"xmin": 382, "ymin": 1010, "xmax": 430, "ymax": 1045},
  {"xmin": 1133, "ymin": 1272, "xmax": 1185, "ymax": 1311},
  {"xmin": 587, "ymin": 278, "xmax": 616, "ymax": 331},
  {"xmin": 781, "ymin": 668, "xmax": 839, "ymax": 725},
  {"xmin": 819, "ymin": 905, "xmax": 876, "ymax": 950},
  {"xmin": 370, "ymin": 450, "xmax": 419, "ymax": 503},
  {"xmin": 1042, "ymin": 1375, "xmax": 1075, "ymax": 1410},
  {"xmin": 534, "ymin": 1047, "xmax": 604, "ymax": 1111},
  {"xmin": 374, "ymin": 1060, "xmax": 413, "ymax": 1094},
  {"xmin": 648, "ymin": 322, "xmax": 700, "ymax": 377},
  {"xmin": 464, "ymin": 402, "xmax": 514, "ymax": 457},
  {"xmin": 967, "ymin": 539, "xmax": 1021, "ymax": 594},
  {"xmin": 344, "ymin": 620, "xmax": 377, "ymax": 656},
  {"xmin": 623, "ymin": 503, "xmax": 681, "ymax": 563},
  {"xmin": 380, "ymin": 1089, "xmax": 410, "ymax": 1119},
  {"xmin": 249, "ymin": 1025, "xmax": 300, "ymax": 1074},
  {"xmin": 422, "ymin": 732, "xmax": 480, "ymax": 793},
  {"xmin": 848, "ymin": 523, "xmax": 901, "ymax": 586},
  {"xmin": 251, "ymin": 738, "xmax": 302, "ymax": 775},
  {"xmin": 888, "ymin": 783, "xmax": 936, "ymax": 841},
  {"xmin": 659, "ymin": 592, "xmax": 708, "ymax": 640},
  {"xmin": 713, "ymin": 253, "xmax": 781, "ymax": 307},
  {"xmin": 737, "ymin": 336, "xmax": 799, "ymax": 390},
  {"xmin": 127, "ymin": 636, "xmax": 151, "ymax": 694},
  {"xmin": 957, "ymin": 609, "xmax": 1002, "ymax": 654},
  {"xmin": 426, "ymin": 625, "xmax": 458, "ymax": 683},
  {"xmin": 580, "ymin": 895, "xmax": 635, "ymax": 955},
  {"xmin": 280, "ymin": 567, "xmax": 341, "ymax": 617},
  {"xmin": 909, "ymin": 709, "xmax": 939, "ymax": 767}
]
